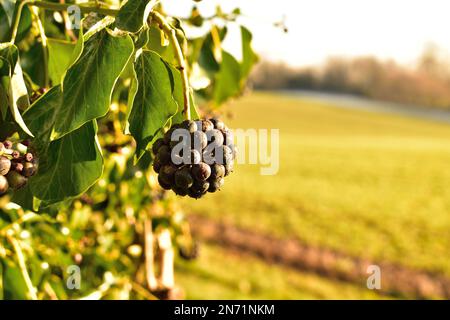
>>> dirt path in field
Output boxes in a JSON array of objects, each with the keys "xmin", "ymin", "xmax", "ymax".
[{"xmin": 188, "ymin": 214, "xmax": 450, "ymax": 299}]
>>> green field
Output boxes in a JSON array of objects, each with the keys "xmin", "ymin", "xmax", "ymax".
[
  {"xmin": 176, "ymin": 244, "xmax": 384, "ymax": 299},
  {"xmin": 179, "ymin": 92, "xmax": 450, "ymax": 281}
]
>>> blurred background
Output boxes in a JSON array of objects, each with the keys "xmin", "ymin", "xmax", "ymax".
[{"xmin": 165, "ymin": 0, "xmax": 450, "ymax": 299}]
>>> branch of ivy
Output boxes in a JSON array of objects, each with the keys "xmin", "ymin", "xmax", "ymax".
[
  {"xmin": 9, "ymin": 0, "xmax": 119, "ymax": 44},
  {"xmin": 151, "ymin": 11, "xmax": 192, "ymax": 121},
  {"xmin": 6, "ymin": 233, "xmax": 38, "ymax": 300},
  {"xmin": 31, "ymin": 6, "xmax": 49, "ymax": 87}
]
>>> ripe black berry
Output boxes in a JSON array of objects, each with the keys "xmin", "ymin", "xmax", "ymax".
[
  {"xmin": 152, "ymin": 138, "xmax": 165, "ymax": 155},
  {"xmin": 22, "ymin": 162, "xmax": 36, "ymax": 177},
  {"xmin": 159, "ymin": 164, "xmax": 177, "ymax": 185},
  {"xmin": 191, "ymin": 163, "xmax": 211, "ymax": 181},
  {"xmin": 191, "ymin": 131, "xmax": 207, "ymax": 150},
  {"xmin": 210, "ymin": 118, "xmax": 225, "ymax": 131},
  {"xmin": 175, "ymin": 167, "xmax": 194, "ymax": 189},
  {"xmin": 188, "ymin": 149, "xmax": 201, "ymax": 164},
  {"xmin": 181, "ymin": 120, "xmax": 198, "ymax": 133},
  {"xmin": 208, "ymin": 177, "xmax": 224, "ymax": 192},
  {"xmin": 158, "ymin": 174, "xmax": 172, "ymax": 190},
  {"xmin": 201, "ymin": 120, "xmax": 214, "ymax": 131},
  {"xmin": 210, "ymin": 163, "xmax": 225, "ymax": 179},
  {"xmin": 157, "ymin": 145, "xmax": 171, "ymax": 165},
  {"xmin": 209, "ymin": 129, "xmax": 224, "ymax": 146}
]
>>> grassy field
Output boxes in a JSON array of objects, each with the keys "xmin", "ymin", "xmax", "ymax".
[
  {"xmin": 176, "ymin": 244, "xmax": 384, "ymax": 299},
  {"xmin": 180, "ymin": 92, "xmax": 450, "ymax": 278}
]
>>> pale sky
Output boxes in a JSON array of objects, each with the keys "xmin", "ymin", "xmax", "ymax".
[{"xmin": 163, "ymin": 0, "xmax": 450, "ymax": 67}]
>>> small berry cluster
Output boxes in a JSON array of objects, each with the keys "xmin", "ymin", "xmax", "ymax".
[
  {"xmin": 152, "ymin": 119, "xmax": 236, "ymax": 199},
  {"xmin": 0, "ymin": 140, "xmax": 37, "ymax": 196}
]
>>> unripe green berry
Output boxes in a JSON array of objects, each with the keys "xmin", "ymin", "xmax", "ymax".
[
  {"xmin": 6, "ymin": 171, "xmax": 27, "ymax": 190},
  {"xmin": 192, "ymin": 163, "xmax": 211, "ymax": 181},
  {"xmin": 0, "ymin": 175, "xmax": 8, "ymax": 195},
  {"xmin": 0, "ymin": 156, "xmax": 11, "ymax": 176}
]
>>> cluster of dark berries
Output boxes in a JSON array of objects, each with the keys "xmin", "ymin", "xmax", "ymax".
[
  {"xmin": 152, "ymin": 119, "xmax": 236, "ymax": 199},
  {"xmin": 0, "ymin": 140, "xmax": 37, "ymax": 196}
]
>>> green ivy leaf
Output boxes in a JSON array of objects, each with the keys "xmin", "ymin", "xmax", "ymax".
[
  {"xmin": 23, "ymin": 86, "xmax": 104, "ymax": 204},
  {"xmin": 240, "ymin": 26, "xmax": 258, "ymax": 81},
  {"xmin": 0, "ymin": 0, "xmax": 32, "ymax": 43},
  {"xmin": 47, "ymin": 39, "xmax": 76, "ymax": 86},
  {"xmin": 31, "ymin": 120, "xmax": 103, "ymax": 204},
  {"xmin": 128, "ymin": 50, "xmax": 181, "ymax": 159},
  {"xmin": 0, "ymin": 43, "xmax": 33, "ymax": 136},
  {"xmin": 116, "ymin": 0, "xmax": 156, "ymax": 33},
  {"xmin": 51, "ymin": 29, "xmax": 134, "ymax": 140},
  {"xmin": 213, "ymin": 50, "xmax": 241, "ymax": 106}
]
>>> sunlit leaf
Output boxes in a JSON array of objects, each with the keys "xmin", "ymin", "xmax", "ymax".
[
  {"xmin": 213, "ymin": 50, "xmax": 241, "ymax": 106},
  {"xmin": 128, "ymin": 50, "xmax": 181, "ymax": 159},
  {"xmin": 116, "ymin": 0, "xmax": 156, "ymax": 33},
  {"xmin": 51, "ymin": 29, "xmax": 134, "ymax": 140}
]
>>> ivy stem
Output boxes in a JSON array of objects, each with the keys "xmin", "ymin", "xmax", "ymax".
[
  {"xmin": 9, "ymin": 0, "xmax": 119, "ymax": 43},
  {"xmin": 6, "ymin": 233, "xmax": 38, "ymax": 300},
  {"xmin": 151, "ymin": 11, "xmax": 191, "ymax": 121},
  {"xmin": 31, "ymin": 6, "xmax": 49, "ymax": 87}
]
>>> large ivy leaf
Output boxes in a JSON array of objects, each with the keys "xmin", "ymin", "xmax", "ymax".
[
  {"xmin": 47, "ymin": 39, "xmax": 76, "ymax": 86},
  {"xmin": 240, "ymin": 26, "xmax": 258, "ymax": 81},
  {"xmin": 128, "ymin": 50, "xmax": 181, "ymax": 159},
  {"xmin": 116, "ymin": 0, "xmax": 156, "ymax": 33},
  {"xmin": 51, "ymin": 29, "xmax": 134, "ymax": 140},
  {"xmin": 23, "ymin": 86, "xmax": 103, "ymax": 204},
  {"xmin": 31, "ymin": 121, "xmax": 103, "ymax": 204},
  {"xmin": 0, "ymin": 43, "xmax": 33, "ymax": 136},
  {"xmin": 213, "ymin": 50, "xmax": 241, "ymax": 106}
]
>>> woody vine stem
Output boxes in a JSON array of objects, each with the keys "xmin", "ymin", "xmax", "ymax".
[{"xmin": 9, "ymin": 0, "xmax": 192, "ymax": 120}]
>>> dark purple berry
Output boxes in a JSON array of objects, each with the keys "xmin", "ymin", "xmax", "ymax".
[{"xmin": 192, "ymin": 163, "xmax": 211, "ymax": 181}]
